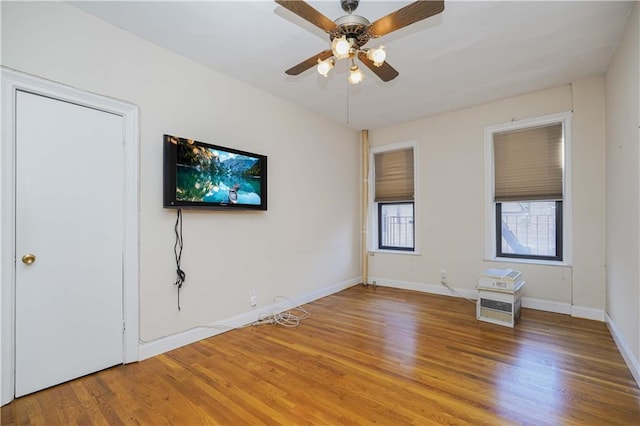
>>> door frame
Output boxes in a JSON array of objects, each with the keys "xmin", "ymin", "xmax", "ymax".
[{"xmin": 0, "ymin": 67, "xmax": 140, "ymax": 405}]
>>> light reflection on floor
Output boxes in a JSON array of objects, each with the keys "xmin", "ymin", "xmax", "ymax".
[
  {"xmin": 379, "ymin": 299, "xmax": 419, "ymax": 370},
  {"xmin": 495, "ymin": 339, "xmax": 566, "ymax": 421}
]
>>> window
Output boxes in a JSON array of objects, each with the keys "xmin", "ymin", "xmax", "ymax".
[
  {"xmin": 372, "ymin": 145, "xmax": 415, "ymax": 252},
  {"xmin": 496, "ymin": 201, "xmax": 562, "ymax": 260},
  {"xmin": 486, "ymin": 113, "xmax": 571, "ymax": 263},
  {"xmin": 379, "ymin": 202, "xmax": 414, "ymax": 250}
]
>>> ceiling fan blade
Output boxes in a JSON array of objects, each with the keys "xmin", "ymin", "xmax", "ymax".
[
  {"xmin": 275, "ymin": 0, "xmax": 338, "ymax": 33},
  {"xmin": 286, "ymin": 50, "xmax": 333, "ymax": 76},
  {"xmin": 357, "ymin": 52, "xmax": 399, "ymax": 82},
  {"xmin": 368, "ymin": 0, "xmax": 444, "ymax": 38}
]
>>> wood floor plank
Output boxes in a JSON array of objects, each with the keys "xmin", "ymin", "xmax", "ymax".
[{"xmin": 2, "ymin": 285, "xmax": 639, "ymax": 425}]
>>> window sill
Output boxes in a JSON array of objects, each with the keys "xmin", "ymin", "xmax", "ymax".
[
  {"xmin": 370, "ymin": 249, "xmax": 421, "ymax": 256},
  {"xmin": 485, "ymin": 256, "xmax": 571, "ymax": 267}
]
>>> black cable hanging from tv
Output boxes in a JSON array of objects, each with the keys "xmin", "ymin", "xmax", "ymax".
[{"xmin": 174, "ymin": 208, "xmax": 185, "ymax": 311}]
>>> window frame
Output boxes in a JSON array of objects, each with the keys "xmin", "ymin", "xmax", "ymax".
[
  {"xmin": 484, "ymin": 112, "xmax": 572, "ymax": 266},
  {"xmin": 378, "ymin": 201, "xmax": 415, "ymax": 251},
  {"xmin": 496, "ymin": 200, "xmax": 563, "ymax": 261},
  {"xmin": 369, "ymin": 141, "xmax": 419, "ymax": 255}
]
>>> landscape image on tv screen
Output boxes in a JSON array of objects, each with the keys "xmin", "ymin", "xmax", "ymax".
[{"xmin": 174, "ymin": 137, "xmax": 263, "ymax": 206}]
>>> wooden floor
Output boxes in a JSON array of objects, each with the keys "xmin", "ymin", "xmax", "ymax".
[{"xmin": 3, "ymin": 285, "xmax": 640, "ymax": 425}]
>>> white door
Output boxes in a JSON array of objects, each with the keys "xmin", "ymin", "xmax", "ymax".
[{"xmin": 15, "ymin": 91, "xmax": 124, "ymax": 397}]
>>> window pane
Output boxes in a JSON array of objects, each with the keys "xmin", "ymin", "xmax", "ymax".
[
  {"xmin": 379, "ymin": 203, "xmax": 414, "ymax": 250},
  {"xmin": 499, "ymin": 201, "xmax": 557, "ymax": 257}
]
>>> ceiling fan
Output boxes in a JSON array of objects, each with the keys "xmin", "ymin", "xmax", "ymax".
[{"xmin": 275, "ymin": 0, "xmax": 445, "ymax": 84}]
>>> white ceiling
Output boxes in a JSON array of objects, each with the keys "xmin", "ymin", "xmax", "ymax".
[{"xmin": 69, "ymin": 1, "xmax": 632, "ymax": 130}]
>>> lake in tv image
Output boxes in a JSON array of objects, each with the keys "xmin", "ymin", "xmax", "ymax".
[{"xmin": 176, "ymin": 140, "xmax": 262, "ymax": 205}]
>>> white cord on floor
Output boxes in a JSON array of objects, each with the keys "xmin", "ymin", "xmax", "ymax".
[
  {"xmin": 250, "ymin": 296, "xmax": 310, "ymax": 328},
  {"xmin": 138, "ymin": 296, "xmax": 310, "ymax": 344},
  {"xmin": 440, "ymin": 280, "xmax": 477, "ymax": 304}
]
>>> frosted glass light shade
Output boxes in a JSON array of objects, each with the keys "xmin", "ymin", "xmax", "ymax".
[
  {"xmin": 331, "ymin": 36, "xmax": 352, "ymax": 59},
  {"xmin": 317, "ymin": 58, "xmax": 335, "ymax": 77},
  {"xmin": 367, "ymin": 46, "xmax": 386, "ymax": 66},
  {"xmin": 348, "ymin": 65, "xmax": 364, "ymax": 84}
]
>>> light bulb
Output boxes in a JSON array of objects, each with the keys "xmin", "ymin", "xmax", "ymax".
[
  {"xmin": 335, "ymin": 39, "xmax": 350, "ymax": 55},
  {"xmin": 348, "ymin": 64, "xmax": 364, "ymax": 84},
  {"xmin": 316, "ymin": 58, "xmax": 335, "ymax": 77},
  {"xmin": 331, "ymin": 36, "xmax": 352, "ymax": 59},
  {"xmin": 367, "ymin": 46, "xmax": 386, "ymax": 67}
]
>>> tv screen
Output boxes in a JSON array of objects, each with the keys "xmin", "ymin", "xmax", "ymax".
[{"xmin": 163, "ymin": 134, "xmax": 267, "ymax": 210}]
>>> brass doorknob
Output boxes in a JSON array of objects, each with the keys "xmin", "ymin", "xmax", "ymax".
[{"xmin": 22, "ymin": 254, "xmax": 36, "ymax": 265}]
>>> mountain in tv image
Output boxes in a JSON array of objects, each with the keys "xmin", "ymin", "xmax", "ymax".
[{"xmin": 175, "ymin": 139, "xmax": 262, "ymax": 205}]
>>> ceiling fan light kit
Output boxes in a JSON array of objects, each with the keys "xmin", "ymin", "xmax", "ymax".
[
  {"xmin": 366, "ymin": 46, "xmax": 386, "ymax": 67},
  {"xmin": 348, "ymin": 62, "xmax": 365, "ymax": 84},
  {"xmin": 276, "ymin": 0, "xmax": 445, "ymax": 84},
  {"xmin": 331, "ymin": 35, "xmax": 353, "ymax": 60},
  {"xmin": 317, "ymin": 57, "xmax": 335, "ymax": 77}
]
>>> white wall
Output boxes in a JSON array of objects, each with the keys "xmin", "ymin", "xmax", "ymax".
[
  {"xmin": 605, "ymin": 3, "xmax": 640, "ymax": 380},
  {"xmin": 0, "ymin": 1, "xmax": 360, "ymax": 345},
  {"xmin": 368, "ymin": 80, "xmax": 607, "ymax": 317},
  {"xmin": 571, "ymin": 77, "xmax": 607, "ymax": 315}
]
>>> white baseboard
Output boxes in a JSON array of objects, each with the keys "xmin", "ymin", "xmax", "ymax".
[
  {"xmin": 520, "ymin": 298, "xmax": 605, "ymax": 321},
  {"xmin": 139, "ymin": 276, "xmax": 611, "ymax": 361},
  {"xmin": 139, "ymin": 277, "xmax": 360, "ymax": 360},
  {"xmin": 571, "ymin": 305, "xmax": 605, "ymax": 321},
  {"xmin": 369, "ymin": 277, "xmax": 478, "ymax": 300},
  {"xmin": 521, "ymin": 297, "xmax": 571, "ymax": 315},
  {"xmin": 605, "ymin": 313, "xmax": 640, "ymax": 387},
  {"xmin": 370, "ymin": 277, "xmax": 604, "ymax": 322}
]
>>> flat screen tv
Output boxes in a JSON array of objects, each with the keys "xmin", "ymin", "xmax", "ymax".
[{"xmin": 163, "ymin": 134, "xmax": 267, "ymax": 210}]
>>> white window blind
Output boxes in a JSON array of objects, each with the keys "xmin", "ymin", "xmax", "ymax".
[
  {"xmin": 494, "ymin": 123, "xmax": 563, "ymax": 202},
  {"xmin": 374, "ymin": 148, "xmax": 414, "ymax": 202}
]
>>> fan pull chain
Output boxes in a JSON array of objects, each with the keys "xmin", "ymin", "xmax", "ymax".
[{"xmin": 346, "ymin": 72, "xmax": 350, "ymax": 125}]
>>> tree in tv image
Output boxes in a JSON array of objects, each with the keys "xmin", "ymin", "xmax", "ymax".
[{"xmin": 175, "ymin": 138, "xmax": 262, "ymax": 205}]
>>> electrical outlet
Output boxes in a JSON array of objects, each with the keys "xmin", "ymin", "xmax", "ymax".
[
  {"xmin": 440, "ymin": 269, "xmax": 447, "ymax": 280},
  {"xmin": 249, "ymin": 290, "xmax": 257, "ymax": 307}
]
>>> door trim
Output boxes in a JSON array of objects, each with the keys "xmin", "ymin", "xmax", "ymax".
[{"xmin": 0, "ymin": 67, "xmax": 140, "ymax": 405}]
